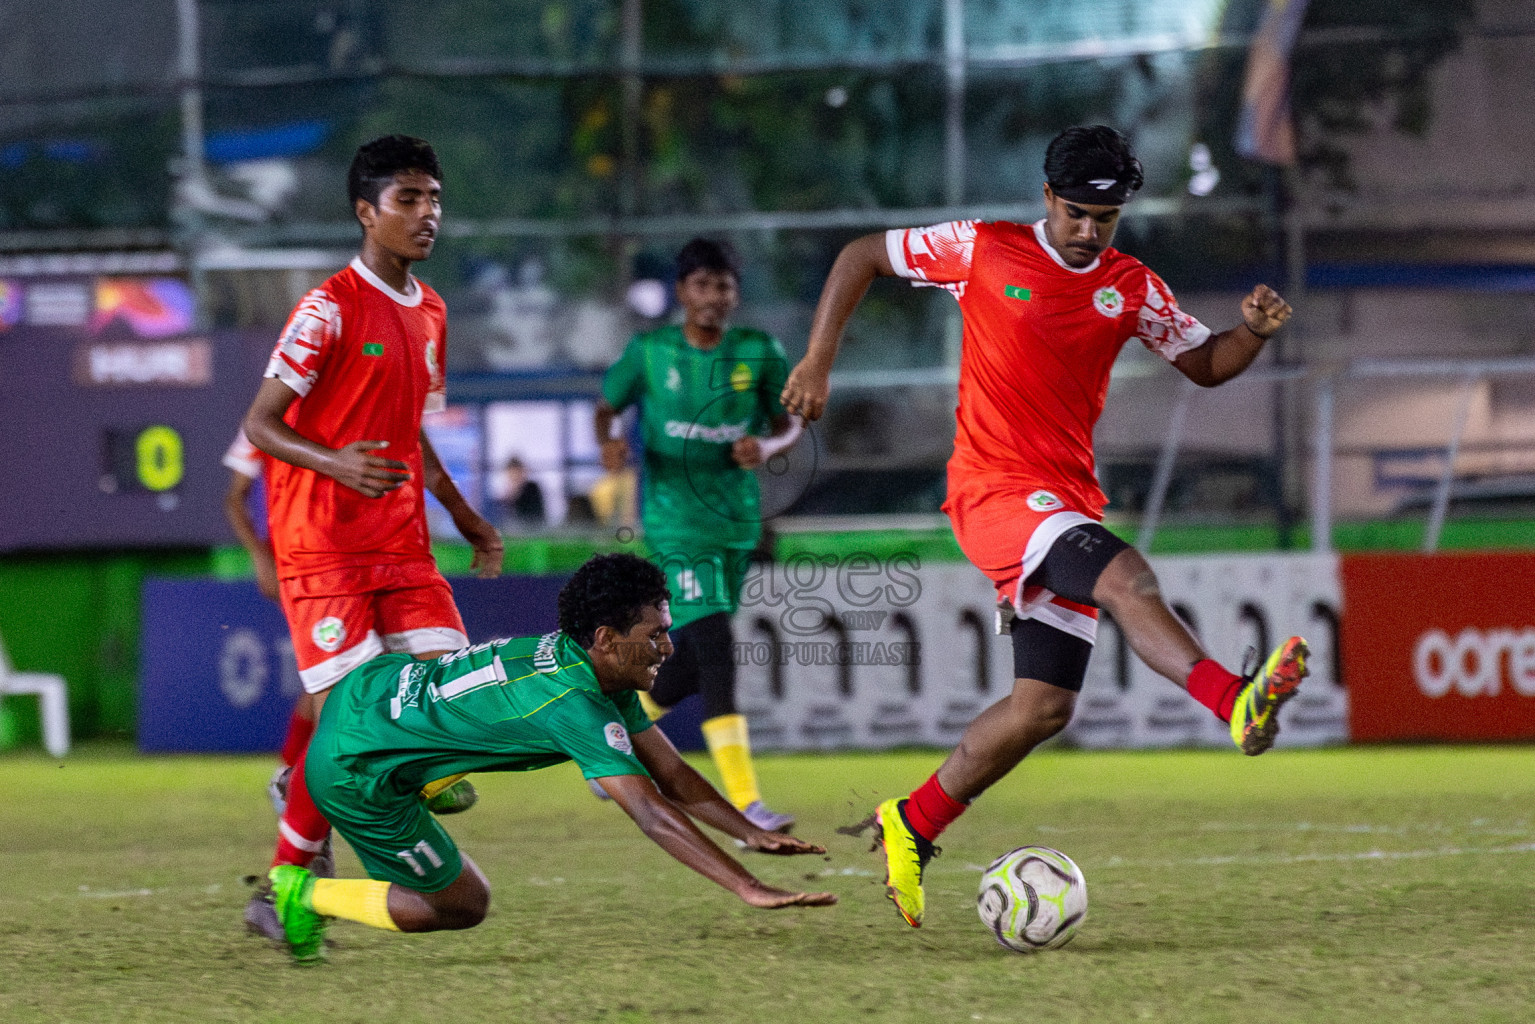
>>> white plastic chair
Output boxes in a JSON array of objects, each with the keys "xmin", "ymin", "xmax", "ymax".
[{"xmin": 0, "ymin": 629, "xmax": 70, "ymax": 758}]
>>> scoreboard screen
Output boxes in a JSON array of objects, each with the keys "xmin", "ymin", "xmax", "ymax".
[{"xmin": 0, "ymin": 272, "xmax": 269, "ymax": 551}]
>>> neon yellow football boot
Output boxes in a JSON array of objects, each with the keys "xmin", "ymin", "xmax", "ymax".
[
  {"xmin": 268, "ymin": 865, "xmax": 328, "ymax": 964},
  {"xmin": 1229, "ymin": 636, "xmax": 1309, "ymax": 756},
  {"xmin": 874, "ymin": 797, "xmax": 937, "ymax": 928}
]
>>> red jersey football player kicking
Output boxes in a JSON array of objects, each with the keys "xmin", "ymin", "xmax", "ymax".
[
  {"xmin": 782, "ymin": 125, "xmax": 1308, "ymax": 928},
  {"xmin": 240, "ymin": 136, "xmax": 504, "ymax": 938}
]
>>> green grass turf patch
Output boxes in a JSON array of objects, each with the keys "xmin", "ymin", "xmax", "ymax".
[{"xmin": 3, "ymin": 743, "xmax": 1535, "ymax": 1022}]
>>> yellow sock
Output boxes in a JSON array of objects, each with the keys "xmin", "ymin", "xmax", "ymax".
[
  {"xmin": 309, "ymin": 878, "xmax": 400, "ymax": 931},
  {"xmin": 700, "ymin": 713, "xmax": 761, "ymax": 810},
  {"xmin": 638, "ymin": 691, "xmax": 669, "ymax": 722},
  {"xmin": 419, "ymin": 773, "xmax": 468, "ymax": 801}
]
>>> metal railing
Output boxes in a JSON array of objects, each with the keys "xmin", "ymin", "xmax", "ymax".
[
  {"xmin": 1310, "ymin": 357, "xmax": 1535, "ymax": 553},
  {"xmin": 1134, "ymin": 356, "xmax": 1535, "ymax": 555},
  {"xmin": 1135, "ymin": 365, "xmax": 1308, "ymax": 554}
]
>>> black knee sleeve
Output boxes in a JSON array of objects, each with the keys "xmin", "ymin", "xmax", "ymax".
[
  {"xmin": 651, "ymin": 612, "xmax": 737, "ymax": 717},
  {"xmin": 1011, "ymin": 617, "xmax": 1093, "ymax": 692},
  {"xmin": 1027, "ymin": 522, "xmax": 1130, "ymax": 606},
  {"xmin": 685, "ymin": 612, "xmax": 738, "ymax": 719},
  {"xmin": 648, "ymin": 639, "xmax": 696, "ymax": 709}
]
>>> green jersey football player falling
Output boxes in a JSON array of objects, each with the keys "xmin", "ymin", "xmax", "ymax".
[{"xmin": 265, "ymin": 553, "xmax": 834, "ymax": 963}]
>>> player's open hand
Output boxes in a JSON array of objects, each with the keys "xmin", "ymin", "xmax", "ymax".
[
  {"xmin": 780, "ymin": 359, "xmax": 832, "ymax": 422},
  {"xmin": 456, "ymin": 512, "xmax": 504, "ymax": 578},
  {"xmin": 744, "ymin": 831, "xmax": 827, "ymax": 856},
  {"xmin": 331, "ymin": 440, "xmax": 411, "ymax": 497},
  {"xmin": 741, "ymin": 883, "xmax": 839, "ymax": 909},
  {"xmin": 731, "ymin": 436, "xmax": 764, "ymax": 469},
  {"xmin": 1241, "ymin": 283, "xmax": 1292, "ymax": 339},
  {"xmin": 253, "ymin": 547, "xmax": 280, "ymax": 601}
]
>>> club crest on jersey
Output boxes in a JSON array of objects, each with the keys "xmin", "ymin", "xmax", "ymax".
[
  {"xmin": 1027, "ymin": 490, "xmax": 1064, "ymax": 512},
  {"xmin": 665, "ymin": 366, "xmax": 682, "ymax": 392},
  {"xmin": 1093, "ymin": 287, "xmax": 1124, "ymax": 318},
  {"xmin": 730, "ymin": 362, "xmax": 753, "ymax": 392},
  {"xmin": 312, "ymin": 617, "xmax": 347, "ymax": 653},
  {"xmin": 424, "ymin": 338, "xmax": 438, "ymax": 374},
  {"xmin": 604, "ymin": 721, "xmax": 632, "ymax": 755}
]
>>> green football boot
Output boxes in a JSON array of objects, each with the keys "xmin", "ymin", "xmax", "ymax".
[
  {"xmin": 1229, "ymin": 636, "xmax": 1309, "ymax": 756},
  {"xmin": 268, "ymin": 865, "xmax": 328, "ymax": 964},
  {"xmin": 874, "ymin": 797, "xmax": 937, "ymax": 928},
  {"xmin": 423, "ymin": 775, "xmax": 478, "ymax": 815}
]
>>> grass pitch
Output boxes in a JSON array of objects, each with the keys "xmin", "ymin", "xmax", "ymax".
[{"xmin": 3, "ymin": 743, "xmax": 1535, "ymax": 1023}]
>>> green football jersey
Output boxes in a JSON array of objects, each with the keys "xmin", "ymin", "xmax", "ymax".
[
  {"xmin": 317, "ymin": 633, "xmax": 655, "ymax": 795},
  {"xmin": 602, "ymin": 324, "xmax": 789, "ymax": 549}
]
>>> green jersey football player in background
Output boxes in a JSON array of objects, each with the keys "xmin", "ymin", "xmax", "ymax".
[
  {"xmin": 595, "ymin": 239, "xmax": 803, "ymax": 832},
  {"xmin": 267, "ymin": 553, "xmax": 835, "ymax": 963}
]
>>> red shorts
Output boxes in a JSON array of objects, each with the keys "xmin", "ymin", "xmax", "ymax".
[
  {"xmin": 278, "ymin": 560, "xmax": 467, "ymax": 694},
  {"xmin": 943, "ymin": 481, "xmax": 1101, "ymax": 643}
]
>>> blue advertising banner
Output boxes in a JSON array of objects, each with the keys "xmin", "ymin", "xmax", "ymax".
[{"xmin": 139, "ymin": 574, "xmax": 705, "ymax": 752}]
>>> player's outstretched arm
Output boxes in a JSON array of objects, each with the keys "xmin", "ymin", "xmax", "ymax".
[
  {"xmin": 420, "ymin": 431, "xmax": 503, "ymax": 577},
  {"xmin": 629, "ymin": 726, "xmax": 826, "ymax": 855},
  {"xmin": 597, "ymin": 769, "xmax": 836, "ymax": 909},
  {"xmin": 1173, "ymin": 283, "xmax": 1293, "ymax": 388},
  {"xmin": 781, "ymin": 232, "xmax": 896, "ymax": 421},
  {"xmin": 243, "ymin": 378, "xmax": 411, "ymax": 497}
]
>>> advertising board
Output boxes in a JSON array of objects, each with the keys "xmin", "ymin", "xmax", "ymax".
[
  {"xmin": 732, "ymin": 552, "xmax": 1347, "ymax": 752},
  {"xmin": 139, "ymin": 553, "xmax": 1352, "ymax": 754},
  {"xmin": 1342, "ymin": 552, "xmax": 1535, "ymax": 742}
]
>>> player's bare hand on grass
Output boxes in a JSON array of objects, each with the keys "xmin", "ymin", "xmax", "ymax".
[
  {"xmin": 731, "ymin": 436, "xmax": 765, "ymax": 469},
  {"xmin": 1241, "ymin": 283, "xmax": 1292, "ymax": 339},
  {"xmin": 742, "ymin": 831, "xmax": 827, "ymax": 856},
  {"xmin": 331, "ymin": 440, "xmax": 411, "ymax": 497},
  {"xmin": 780, "ymin": 361, "xmax": 831, "ymax": 422},
  {"xmin": 740, "ymin": 883, "xmax": 838, "ymax": 909}
]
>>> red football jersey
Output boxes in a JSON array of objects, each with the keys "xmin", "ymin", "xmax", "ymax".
[
  {"xmin": 262, "ymin": 257, "xmax": 448, "ymax": 578},
  {"xmin": 887, "ymin": 220, "xmax": 1209, "ymax": 514}
]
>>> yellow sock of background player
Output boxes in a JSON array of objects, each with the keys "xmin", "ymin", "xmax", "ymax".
[{"xmin": 700, "ymin": 713, "xmax": 761, "ymax": 810}]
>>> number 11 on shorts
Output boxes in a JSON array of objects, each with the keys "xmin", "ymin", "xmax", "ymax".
[{"xmin": 396, "ymin": 839, "xmax": 444, "ymax": 877}]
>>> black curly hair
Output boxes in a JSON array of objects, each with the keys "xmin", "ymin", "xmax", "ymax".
[
  {"xmin": 675, "ymin": 237, "xmax": 741, "ymax": 284},
  {"xmin": 558, "ymin": 553, "xmax": 671, "ymax": 649},
  {"xmin": 1043, "ymin": 125, "xmax": 1143, "ymax": 205},
  {"xmin": 347, "ymin": 135, "xmax": 442, "ymax": 212}
]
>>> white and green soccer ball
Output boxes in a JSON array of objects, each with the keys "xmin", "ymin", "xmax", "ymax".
[{"xmin": 976, "ymin": 846, "xmax": 1088, "ymax": 953}]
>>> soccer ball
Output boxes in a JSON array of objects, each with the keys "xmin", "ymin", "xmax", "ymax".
[{"xmin": 976, "ymin": 846, "xmax": 1087, "ymax": 953}]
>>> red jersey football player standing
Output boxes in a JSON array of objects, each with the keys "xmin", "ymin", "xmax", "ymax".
[
  {"xmin": 239, "ymin": 136, "xmax": 503, "ymax": 938},
  {"xmin": 782, "ymin": 125, "xmax": 1309, "ymax": 929}
]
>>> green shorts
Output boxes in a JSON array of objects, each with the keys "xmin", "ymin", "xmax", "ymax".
[
  {"xmin": 649, "ymin": 545, "xmax": 752, "ymax": 630},
  {"xmin": 303, "ymin": 749, "xmax": 464, "ymax": 893}
]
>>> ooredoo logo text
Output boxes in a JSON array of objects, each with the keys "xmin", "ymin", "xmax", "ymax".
[{"xmin": 1412, "ymin": 626, "xmax": 1535, "ymax": 698}]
